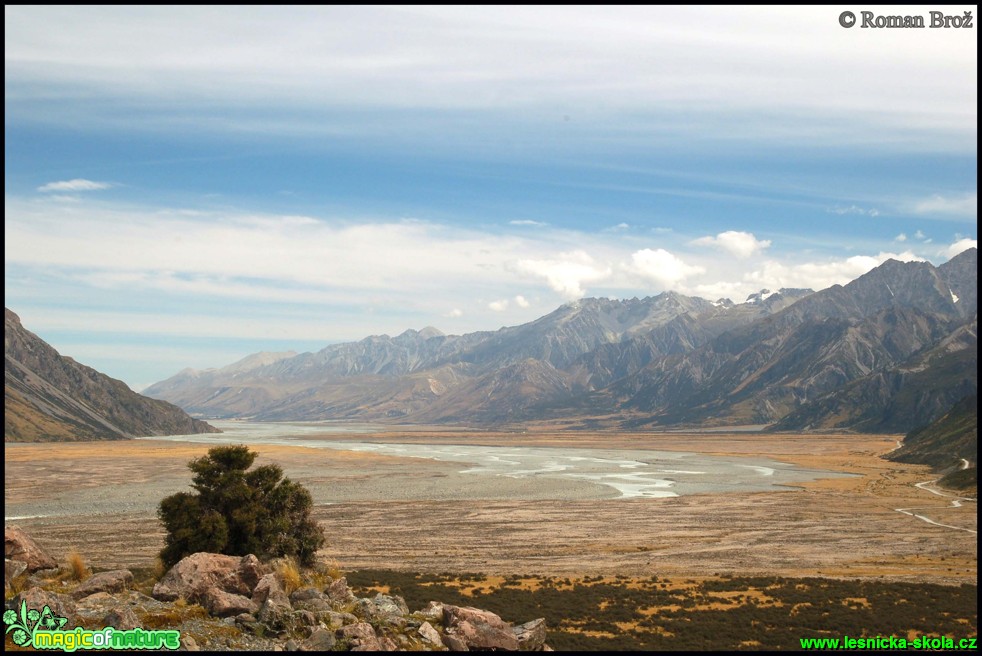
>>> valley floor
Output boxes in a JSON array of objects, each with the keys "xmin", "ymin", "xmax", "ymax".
[{"xmin": 4, "ymin": 431, "xmax": 976, "ymax": 585}]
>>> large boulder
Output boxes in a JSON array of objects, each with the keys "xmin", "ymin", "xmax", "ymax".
[
  {"xmin": 152, "ymin": 553, "xmax": 263, "ymax": 602},
  {"xmin": 71, "ymin": 569, "xmax": 133, "ymax": 600},
  {"xmin": 443, "ymin": 605, "xmax": 519, "ymax": 651},
  {"xmin": 4, "ymin": 525, "xmax": 57, "ymax": 572}
]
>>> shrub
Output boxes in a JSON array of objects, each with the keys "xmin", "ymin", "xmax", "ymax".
[{"xmin": 158, "ymin": 445, "xmax": 325, "ymax": 567}]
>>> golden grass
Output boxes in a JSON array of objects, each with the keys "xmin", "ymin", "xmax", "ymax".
[
  {"xmin": 65, "ymin": 548, "xmax": 90, "ymax": 582},
  {"xmin": 277, "ymin": 557, "xmax": 302, "ymax": 595}
]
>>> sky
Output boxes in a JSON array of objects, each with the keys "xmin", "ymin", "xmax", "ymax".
[{"xmin": 4, "ymin": 6, "xmax": 977, "ymax": 391}]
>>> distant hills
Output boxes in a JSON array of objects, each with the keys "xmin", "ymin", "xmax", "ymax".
[
  {"xmin": 5, "ymin": 308, "xmax": 220, "ymax": 441},
  {"xmin": 144, "ymin": 248, "xmax": 977, "ymax": 436}
]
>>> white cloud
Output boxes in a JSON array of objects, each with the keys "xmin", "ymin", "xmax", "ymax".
[
  {"xmin": 742, "ymin": 251, "xmax": 925, "ymax": 292},
  {"xmin": 943, "ymin": 238, "xmax": 977, "ymax": 258},
  {"xmin": 894, "ymin": 233, "xmax": 907, "ymax": 242},
  {"xmin": 629, "ymin": 248, "xmax": 704, "ymax": 285},
  {"xmin": 514, "ymin": 295, "xmax": 530, "ymax": 308},
  {"xmin": 690, "ymin": 230, "xmax": 771, "ymax": 259},
  {"xmin": 828, "ymin": 205, "xmax": 880, "ymax": 217},
  {"xmin": 915, "ymin": 230, "xmax": 927, "ymax": 240},
  {"xmin": 37, "ymin": 179, "xmax": 112, "ymax": 192},
  {"xmin": 488, "ymin": 299, "xmax": 509, "ymax": 311},
  {"xmin": 512, "ymin": 250, "xmax": 611, "ymax": 299},
  {"xmin": 911, "ymin": 192, "xmax": 977, "ymax": 218},
  {"xmin": 509, "ymin": 220, "xmax": 547, "ymax": 227},
  {"xmin": 5, "ymin": 7, "xmax": 976, "ymax": 149},
  {"xmin": 446, "ymin": 308, "xmax": 464, "ymax": 318}
]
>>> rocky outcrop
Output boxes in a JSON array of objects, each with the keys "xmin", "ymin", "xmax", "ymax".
[
  {"xmin": 5, "ymin": 541, "xmax": 550, "ymax": 651},
  {"xmin": 5, "ymin": 525, "xmax": 58, "ymax": 572}
]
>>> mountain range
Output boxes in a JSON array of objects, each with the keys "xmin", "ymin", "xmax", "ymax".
[
  {"xmin": 5, "ymin": 308, "xmax": 219, "ymax": 441},
  {"xmin": 144, "ymin": 248, "xmax": 977, "ymax": 435}
]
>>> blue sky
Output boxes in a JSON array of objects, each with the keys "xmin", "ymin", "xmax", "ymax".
[{"xmin": 4, "ymin": 6, "xmax": 977, "ymax": 391}]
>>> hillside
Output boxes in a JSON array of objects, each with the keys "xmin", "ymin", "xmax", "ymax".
[
  {"xmin": 4, "ymin": 308, "xmax": 220, "ymax": 441},
  {"xmin": 888, "ymin": 395, "xmax": 977, "ymax": 490}
]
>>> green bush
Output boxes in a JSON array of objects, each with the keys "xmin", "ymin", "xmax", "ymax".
[{"xmin": 158, "ymin": 445, "xmax": 325, "ymax": 567}]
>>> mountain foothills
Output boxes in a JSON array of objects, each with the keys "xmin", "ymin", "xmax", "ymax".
[
  {"xmin": 4, "ymin": 309, "xmax": 219, "ymax": 441},
  {"xmin": 888, "ymin": 394, "xmax": 977, "ymax": 490},
  {"xmin": 145, "ymin": 249, "xmax": 977, "ymax": 437}
]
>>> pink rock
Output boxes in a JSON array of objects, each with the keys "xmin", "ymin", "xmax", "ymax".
[
  {"xmin": 5, "ymin": 525, "xmax": 57, "ymax": 572},
  {"xmin": 71, "ymin": 569, "xmax": 133, "ymax": 600},
  {"xmin": 152, "ymin": 552, "xmax": 255, "ymax": 602}
]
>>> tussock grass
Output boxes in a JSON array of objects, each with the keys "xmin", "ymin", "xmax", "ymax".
[
  {"xmin": 65, "ymin": 548, "xmax": 90, "ymax": 582},
  {"xmin": 277, "ymin": 557, "xmax": 302, "ymax": 595}
]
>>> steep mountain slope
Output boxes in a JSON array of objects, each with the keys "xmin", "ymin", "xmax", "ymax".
[
  {"xmin": 4, "ymin": 309, "xmax": 220, "ymax": 441},
  {"xmin": 613, "ymin": 251, "xmax": 975, "ymax": 430}
]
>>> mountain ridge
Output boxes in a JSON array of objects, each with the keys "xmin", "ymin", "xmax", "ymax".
[{"xmin": 144, "ymin": 249, "xmax": 977, "ymax": 434}]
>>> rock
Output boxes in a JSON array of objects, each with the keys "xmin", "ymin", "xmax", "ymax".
[
  {"xmin": 444, "ymin": 605, "xmax": 519, "ymax": 651},
  {"xmin": 102, "ymin": 606, "xmax": 140, "ymax": 631},
  {"xmin": 258, "ymin": 586, "xmax": 294, "ymax": 632},
  {"xmin": 418, "ymin": 621, "xmax": 444, "ymax": 647},
  {"xmin": 284, "ymin": 638, "xmax": 299, "ymax": 651},
  {"xmin": 418, "ymin": 600, "xmax": 445, "ymax": 622},
  {"xmin": 293, "ymin": 598, "xmax": 333, "ymax": 614},
  {"xmin": 5, "ymin": 558, "xmax": 28, "ymax": 586},
  {"xmin": 441, "ymin": 633, "xmax": 470, "ymax": 651},
  {"xmin": 301, "ymin": 627, "xmax": 337, "ymax": 651},
  {"xmin": 71, "ymin": 569, "xmax": 133, "ymax": 599},
  {"xmin": 338, "ymin": 622, "xmax": 382, "ymax": 651},
  {"xmin": 295, "ymin": 609, "xmax": 317, "ymax": 627},
  {"xmin": 152, "ymin": 552, "xmax": 246, "ymax": 602},
  {"xmin": 4, "ymin": 525, "xmax": 57, "ymax": 572},
  {"xmin": 252, "ymin": 573, "xmax": 282, "ymax": 606},
  {"xmin": 236, "ymin": 554, "xmax": 267, "ymax": 591},
  {"xmin": 203, "ymin": 587, "xmax": 259, "ymax": 618},
  {"xmin": 377, "ymin": 636, "xmax": 399, "ymax": 651},
  {"xmin": 235, "ymin": 613, "xmax": 258, "ymax": 624},
  {"xmin": 373, "ymin": 592, "xmax": 410, "ymax": 616},
  {"xmin": 290, "ymin": 587, "xmax": 326, "ymax": 604},
  {"xmin": 318, "ymin": 610, "xmax": 357, "ymax": 629},
  {"xmin": 181, "ymin": 635, "xmax": 200, "ymax": 651},
  {"xmin": 325, "ymin": 576, "xmax": 355, "ymax": 606},
  {"xmin": 513, "ymin": 618, "xmax": 547, "ymax": 651},
  {"xmin": 13, "ymin": 587, "xmax": 76, "ymax": 629}
]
